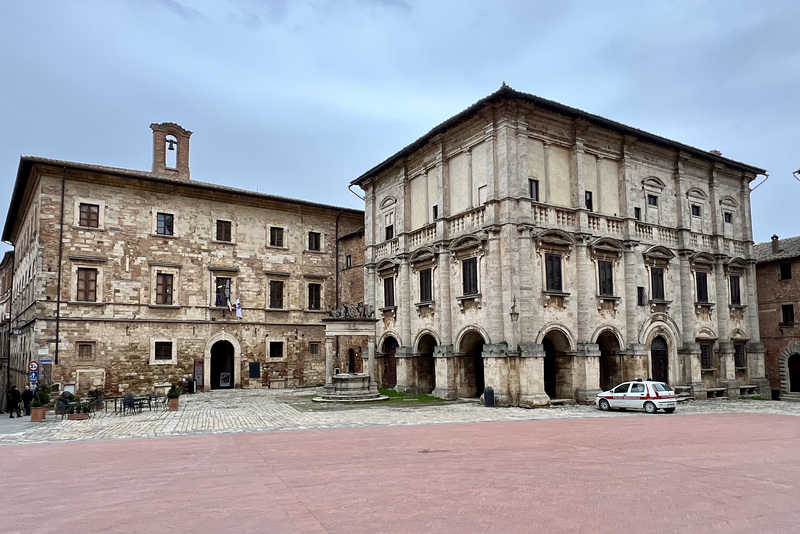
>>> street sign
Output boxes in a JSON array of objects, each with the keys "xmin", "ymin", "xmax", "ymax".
[
  {"xmin": 29, "ymin": 371, "xmax": 39, "ymax": 381},
  {"xmin": 28, "ymin": 361, "xmax": 39, "ymax": 372}
]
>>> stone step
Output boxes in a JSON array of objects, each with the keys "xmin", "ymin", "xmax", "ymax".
[{"xmin": 781, "ymin": 393, "xmax": 800, "ymax": 402}]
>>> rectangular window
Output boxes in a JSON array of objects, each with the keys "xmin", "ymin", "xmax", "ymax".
[
  {"xmin": 154, "ymin": 341, "xmax": 173, "ymax": 361},
  {"xmin": 529, "ymin": 179, "xmax": 539, "ymax": 201},
  {"xmin": 215, "ymin": 277, "xmax": 231, "ymax": 307},
  {"xmin": 734, "ymin": 343, "xmax": 746, "ymax": 368},
  {"xmin": 384, "ymin": 212, "xmax": 395, "ymax": 241},
  {"xmin": 724, "ymin": 212, "xmax": 733, "ymax": 223},
  {"xmin": 270, "ymin": 227, "xmax": 284, "ymax": 247},
  {"xmin": 696, "ymin": 272, "xmax": 709, "ymax": 303},
  {"xmin": 77, "ymin": 343, "xmax": 94, "ymax": 362},
  {"xmin": 345, "ymin": 255, "xmax": 352, "ymax": 268},
  {"xmin": 545, "ymin": 253, "xmax": 562, "ymax": 292},
  {"xmin": 76, "ymin": 268, "xmax": 97, "ymax": 302},
  {"xmin": 419, "ymin": 268, "xmax": 432, "ymax": 302},
  {"xmin": 79, "ymin": 203, "xmax": 99, "ymax": 228},
  {"xmin": 383, "ymin": 277, "xmax": 395, "ymax": 307},
  {"xmin": 432, "ymin": 205, "xmax": 439, "ymax": 219},
  {"xmin": 269, "ymin": 341, "xmax": 284, "ymax": 358},
  {"xmin": 462, "ymin": 257, "xmax": 478, "ymax": 296},
  {"xmin": 156, "ymin": 212, "xmax": 174, "ymax": 236},
  {"xmin": 269, "ymin": 280, "xmax": 284, "ymax": 309},
  {"xmin": 385, "ymin": 224, "xmax": 394, "ymax": 240},
  {"xmin": 782, "ymin": 304, "xmax": 795, "ymax": 325},
  {"xmin": 216, "ymin": 220, "xmax": 232, "ymax": 242},
  {"xmin": 585, "ymin": 191, "xmax": 593, "ymax": 211},
  {"xmin": 651, "ymin": 267, "xmax": 665, "ymax": 301},
  {"xmin": 780, "ymin": 262, "xmax": 792, "ymax": 280},
  {"xmin": 647, "ymin": 195, "xmax": 658, "ymax": 207},
  {"xmin": 700, "ymin": 343, "xmax": 714, "ymax": 370},
  {"xmin": 156, "ymin": 273, "xmax": 173, "ymax": 305},
  {"xmin": 308, "ymin": 283, "xmax": 321, "ymax": 310},
  {"xmin": 598, "ymin": 260, "xmax": 613, "ymax": 296},
  {"xmin": 309, "ymin": 343, "xmax": 320, "ymax": 356},
  {"xmin": 729, "ymin": 275, "xmax": 741, "ymax": 305},
  {"xmin": 637, "ymin": 286, "xmax": 646, "ymax": 306},
  {"xmin": 691, "ymin": 204, "xmax": 701, "ymax": 217},
  {"xmin": 308, "ymin": 232, "xmax": 321, "ymax": 251},
  {"xmin": 634, "ymin": 207, "xmax": 641, "ymax": 221}
]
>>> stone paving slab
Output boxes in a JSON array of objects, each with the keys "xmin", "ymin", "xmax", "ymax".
[
  {"xmin": 0, "ymin": 411, "xmax": 798, "ymax": 533},
  {"xmin": 0, "ymin": 387, "xmax": 797, "ymax": 446}
]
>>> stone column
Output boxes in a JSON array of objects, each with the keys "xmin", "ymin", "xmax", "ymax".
[
  {"xmin": 432, "ymin": 344, "xmax": 457, "ymax": 399},
  {"xmin": 574, "ymin": 343, "xmax": 601, "ymax": 403},
  {"xmin": 715, "ymin": 261, "xmax": 737, "ymax": 396},
  {"xmin": 518, "ymin": 342, "xmax": 549, "ymax": 407},
  {"xmin": 398, "ymin": 255, "xmax": 411, "ymax": 346},
  {"xmin": 436, "ymin": 247, "xmax": 452, "ymax": 346},
  {"xmin": 368, "ymin": 334, "xmax": 377, "ymax": 392},
  {"xmin": 482, "ymin": 344, "xmax": 508, "ymax": 405},
  {"xmin": 394, "ymin": 346, "xmax": 416, "ymax": 394},
  {"xmin": 324, "ymin": 335, "xmax": 335, "ymax": 394}
]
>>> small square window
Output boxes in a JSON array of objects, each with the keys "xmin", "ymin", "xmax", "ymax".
[
  {"xmin": 308, "ymin": 232, "xmax": 321, "ymax": 251},
  {"xmin": 77, "ymin": 343, "xmax": 95, "ymax": 362},
  {"xmin": 156, "ymin": 273, "xmax": 174, "ymax": 305},
  {"xmin": 157, "ymin": 213, "xmax": 174, "ymax": 236},
  {"xmin": 385, "ymin": 224, "xmax": 394, "ymax": 241},
  {"xmin": 79, "ymin": 203, "xmax": 99, "ymax": 228},
  {"xmin": 781, "ymin": 303, "xmax": 795, "ymax": 325},
  {"xmin": 724, "ymin": 212, "xmax": 733, "ymax": 224},
  {"xmin": 154, "ymin": 341, "xmax": 173, "ymax": 361},
  {"xmin": 647, "ymin": 195, "xmax": 658, "ymax": 207},
  {"xmin": 432, "ymin": 205, "xmax": 439, "ymax": 220},
  {"xmin": 529, "ymin": 179, "xmax": 539, "ymax": 201},
  {"xmin": 691, "ymin": 204, "xmax": 701, "ymax": 217},
  {"xmin": 270, "ymin": 341, "xmax": 284, "ymax": 358},
  {"xmin": 309, "ymin": 343, "xmax": 320, "ymax": 356},
  {"xmin": 634, "ymin": 207, "xmax": 641, "ymax": 220},
  {"xmin": 270, "ymin": 227, "xmax": 284, "ymax": 247},
  {"xmin": 585, "ymin": 191, "xmax": 593, "ymax": 212},
  {"xmin": 637, "ymin": 286, "xmax": 646, "ymax": 306},
  {"xmin": 216, "ymin": 220, "xmax": 232, "ymax": 242}
]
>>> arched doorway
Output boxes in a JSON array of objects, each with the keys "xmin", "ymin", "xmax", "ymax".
[
  {"xmin": 210, "ymin": 340, "xmax": 234, "ymax": 390},
  {"xmin": 381, "ymin": 336, "xmax": 399, "ymax": 388},
  {"xmin": 458, "ymin": 330, "xmax": 485, "ymax": 398},
  {"xmin": 543, "ymin": 330, "xmax": 571, "ymax": 399},
  {"xmin": 597, "ymin": 331, "xmax": 621, "ymax": 391},
  {"xmin": 416, "ymin": 334, "xmax": 437, "ymax": 394},
  {"xmin": 789, "ymin": 354, "xmax": 800, "ymax": 392},
  {"xmin": 650, "ymin": 336, "xmax": 669, "ymax": 383},
  {"xmin": 348, "ymin": 348, "xmax": 357, "ymax": 373}
]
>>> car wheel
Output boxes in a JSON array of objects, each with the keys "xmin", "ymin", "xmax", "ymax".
[
  {"xmin": 598, "ymin": 398, "xmax": 611, "ymax": 411},
  {"xmin": 643, "ymin": 401, "xmax": 657, "ymax": 414},
  {"xmin": 664, "ymin": 407, "xmax": 675, "ymax": 413}
]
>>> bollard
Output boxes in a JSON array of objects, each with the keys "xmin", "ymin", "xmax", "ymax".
[{"xmin": 483, "ymin": 386, "xmax": 495, "ymax": 407}]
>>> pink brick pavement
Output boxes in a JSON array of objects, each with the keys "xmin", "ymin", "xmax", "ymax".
[{"xmin": 1, "ymin": 413, "xmax": 798, "ymax": 533}]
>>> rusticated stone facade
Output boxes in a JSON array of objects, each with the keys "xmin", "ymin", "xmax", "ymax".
[
  {"xmin": 352, "ymin": 85, "xmax": 769, "ymax": 406},
  {"xmin": 2, "ymin": 124, "xmax": 363, "ymax": 395}
]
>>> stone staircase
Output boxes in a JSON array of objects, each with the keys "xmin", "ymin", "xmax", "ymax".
[{"xmin": 781, "ymin": 392, "xmax": 800, "ymax": 403}]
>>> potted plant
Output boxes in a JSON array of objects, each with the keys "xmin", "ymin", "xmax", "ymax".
[
  {"xmin": 167, "ymin": 383, "xmax": 181, "ymax": 411},
  {"xmin": 30, "ymin": 384, "xmax": 51, "ymax": 422}
]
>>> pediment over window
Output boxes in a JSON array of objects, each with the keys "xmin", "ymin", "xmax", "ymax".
[
  {"xmin": 379, "ymin": 196, "xmax": 397, "ymax": 210},
  {"xmin": 642, "ymin": 176, "xmax": 666, "ymax": 190},
  {"xmin": 686, "ymin": 188, "xmax": 708, "ymax": 200},
  {"xmin": 724, "ymin": 257, "xmax": 747, "ymax": 274},
  {"xmin": 376, "ymin": 258, "xmax": 399, "ymax": 275},
  {"xmin": 719, "ymin": 196, "xmax": 739, "ymax": 208},
  {"xmin": 696, "ymin": 327, "xmax": 717, "ymax": 340},
  {"xmin": 589, "ymin": 237, "xmax": 625, "ymax": 261},
  {"xmin": 642, "ymin": 245, "xmax": 674, "ymax": 267},
  {"xmin": 450, "ymin": 234, "xmax": 485, "ymax": 259},
  {"xmin": 690, "ymin": 252, "xmax": 716, "ymax": 271},
  {"xmin": 534, "ymin": 229, "xmax": 575, "ymax": 251},
  {"xmin": 731, "ymin": 328, "xmax": 748, "ymax": 340},
  {"xmin": 409, "ymin": 246, "xmax": 437, "ymax": 267}
]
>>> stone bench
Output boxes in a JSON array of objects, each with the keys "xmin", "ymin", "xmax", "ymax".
[
  {"xmin": 705, "ymin": 387, "xmax": 727, "ymax": 399},
  {"xmin": 739, "ymin": 385, "xmax": 759, "ymax": 396}
]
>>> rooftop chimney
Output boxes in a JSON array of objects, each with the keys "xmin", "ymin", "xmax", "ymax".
[
  {"xmin": 771, "ymin": 234, "xmax": 780, "ymax": 254},
  {"xmin": 150, "ymin": 122, "xmax": 192, "ymax": 180}
]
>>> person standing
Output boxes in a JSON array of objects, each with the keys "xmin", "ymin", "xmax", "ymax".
[
  {"xmin": 7, "ymin": 386, "xmax": 21, "ymax": 418},
  {"xmin": 21, "ymin": 386, "xmax": 34, "ymax": 416}
]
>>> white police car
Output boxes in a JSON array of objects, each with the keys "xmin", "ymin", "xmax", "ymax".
[{"xmin": 595, "ymin": 380, "xmax": 677, "ymax": 413}]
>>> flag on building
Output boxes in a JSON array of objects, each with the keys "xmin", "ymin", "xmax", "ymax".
[{"xmin": 235, "ymin": 297, "xmax": 242, "ymax": 319}]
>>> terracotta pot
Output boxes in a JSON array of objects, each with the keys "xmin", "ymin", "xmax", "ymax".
[
  {"xmin": 67, "ymin": 413, "xmax": 90, "ymax": 420},
  {"xmin": 30, "ymin": 406, "xmax": 46, "ymax": 422},
  {"xmin": 168, "ymin": 397, "xmax": 179, "ymax": 411}
]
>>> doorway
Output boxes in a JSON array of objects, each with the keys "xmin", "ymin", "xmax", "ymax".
[
  {"xmin": 381, "ymin": 337, "xmax": 398, "ymax": 388},
  {"xmin": 416, "ymin": 334, "xmax": 437, "ymax": 394},
  {"xmin": 210, "ymin": 340, "xmax": 234, "ymax": 389},
  {"xmin": 789, "ymin": 353, "xmax": 800, "ymax": 392},
  {"xmin": 597, "ymin": 331, "xmax": 621, "ymax": 391},
  {"xmin": 650, "ymin": 336, "xmax": 669, "ymax": 383}
]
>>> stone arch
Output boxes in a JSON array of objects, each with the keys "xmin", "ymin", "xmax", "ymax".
[
  {"xmin": 204, "ymin": 332, "xmax": 242, "ymax": 391},
  {"xmin": 379, "ymin": 332, "xmax": 401, "ymax": 389},
  {"xmin": 590, "ymin": 325, "xmax": 624, "ymax": 346},
  {"xmin": 594, "ymin": 327, "xmax": 624, "ymax": 392},
  {"xmin": 454, "ymin": 325, "xmax": 488, "ymax": 398},
  {"xmin": 640, "ymin": 321, "xmax": 678, "ymax": 384},
  {"xmin": 638, "ymin": 314, "xmax": 682, "ymax": 347},
  {"xmin": 413, "ymin": 330, "xmax": 439, "ymax": 394},
  {"xmin": 778, "ymin": 340, "xmax": 800, "ymax": 393},
  {"xmin": 454, "ymin": 324, "xmax": 491, "ymax": 351},
  {"xmin": 535, "ymin": 323, "xmax": 577, "ymax": 352},
  {"xmin": 378, "ymin": 330, "xmax": 403, "ymax": 350},
  {"xmin": 413, "ymin": 329, "xmax": 441, "ymax": 352}
]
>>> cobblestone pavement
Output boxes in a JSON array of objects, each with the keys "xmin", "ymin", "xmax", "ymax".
[{"xmin": 1, "ymin": 388, "xmax": 797, "ymax": 446}]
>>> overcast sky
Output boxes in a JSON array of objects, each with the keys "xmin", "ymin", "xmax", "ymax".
[{"xmin": 1, "ymin": 0, "xmax": 798, "ymax": 254}]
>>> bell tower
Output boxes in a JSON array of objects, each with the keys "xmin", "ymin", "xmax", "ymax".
[{"xmin": 150, "ymin": 122, "xmax": 192, "ymax": 180}]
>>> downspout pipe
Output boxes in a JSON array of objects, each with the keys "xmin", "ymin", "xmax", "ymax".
[{"xmin": 54, "ymin": 167, "xmax": 66, "ymax": 365}]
